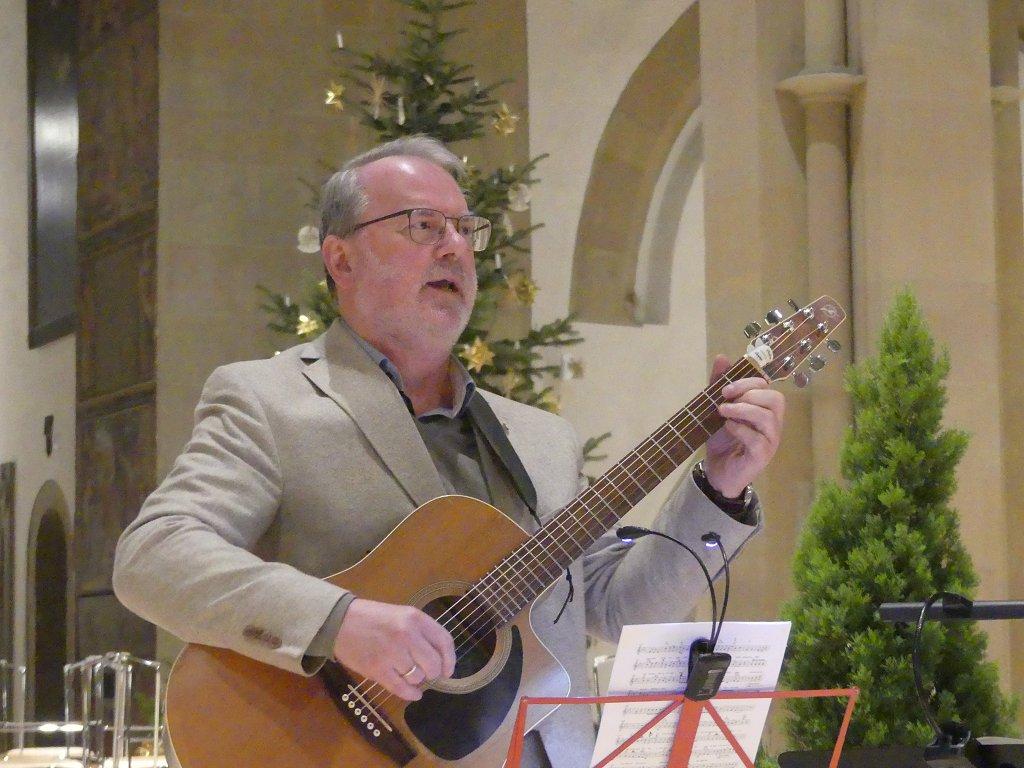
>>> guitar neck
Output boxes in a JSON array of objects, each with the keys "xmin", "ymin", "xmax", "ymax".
[{"xmin": 472, "ymin": 356, "xmax": 761, "ymax": 622}]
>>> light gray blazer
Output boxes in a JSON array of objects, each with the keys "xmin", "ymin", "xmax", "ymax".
[{"xmin": 113, "ymin": 321, "xmax": 761, "ymax": 768}]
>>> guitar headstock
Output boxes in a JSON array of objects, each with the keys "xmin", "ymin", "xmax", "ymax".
[{"xmin": 743, "ymin": 296, "xmax": 847, "ymax": 385}]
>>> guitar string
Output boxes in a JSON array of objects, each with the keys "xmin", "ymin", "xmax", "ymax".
[
  {"xmin": 423, "ymin": 315, "xmax": 824, "ymax": 670},
  {"xmin": 351, "ymin": 318, "xmax": 817, "ymax": 714},
  {"xmin": 422, "ymin": 357, "xmax": 761, "ymax": 646},
  {"xmin": 349, "ymin": 316, "xmax": 821, "ymax": 713},
  {"xmin": 351, "ymin": 319, "xmax": 818, "ymax": 713},
  {"xmin": 350, "ymin": 364, "xmax": 751, "ymax": 715}
]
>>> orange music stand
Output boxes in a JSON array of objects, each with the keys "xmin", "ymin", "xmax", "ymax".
[{"xmin": 505, "ymin": 687, "xmax": 859, "ymax": 768}]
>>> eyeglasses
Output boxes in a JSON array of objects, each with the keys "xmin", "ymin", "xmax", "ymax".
[{"xmin": 350, "ymin": 208, "xmax": 492, "ymax": 252}]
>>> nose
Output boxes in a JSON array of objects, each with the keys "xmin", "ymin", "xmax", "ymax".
[{"xmin": 437, "ymin": 216, "xmax": 472, "ymax": 252}]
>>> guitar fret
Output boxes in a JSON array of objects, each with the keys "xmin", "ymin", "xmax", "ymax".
[
  {"xmin": 599, "ymin": 472, "xmax": 634, "ymax": 507},
  {"xmin": 479, "ymin": 575, "xmax": 519, "ymax": 618},
  {"xmin": 574, "ymin": 502, "xmax": 608, "ymax": 537},
  {"xmin": 539, "ymin": 526, "xmax": 576, "ymax": 565},
  {"xmin": 554, "ymin": 515, "xmax": 590, "ymax": 558},
  {"xmin": 633, "ymin": 446, "xmax": 665, "ymax": 483},
  {"xmin": 649, "ymin": 433, "xmax": 677, "ymax": 466},
  {"xmin": 664, "ymin": 418, "xmax": 695, "ymax": 452},
  {"xmin": 476, "ymin": 364, "xmax": 770, "ymax": 628},
  {"xmin": 681, "ymin": 403, "xmax": 710, "ymax": 436},
  {"xmin": 616, "ymin": 465, "xmax": 648, "ymax": 496}
]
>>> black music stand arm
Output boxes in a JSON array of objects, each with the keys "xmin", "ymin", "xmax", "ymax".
[{"xmin": 878, "ymin": 599, "xmax": 1024, "ymax": 623}]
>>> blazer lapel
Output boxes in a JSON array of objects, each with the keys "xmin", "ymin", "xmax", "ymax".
[{"xmin": 299, "ymin": 322, "xmax": 445, "ymax": 507}]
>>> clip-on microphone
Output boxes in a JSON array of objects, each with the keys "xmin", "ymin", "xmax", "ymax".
[{"xmin": 616, "ymin": 526, "xmax": 732, "ymax": 700}]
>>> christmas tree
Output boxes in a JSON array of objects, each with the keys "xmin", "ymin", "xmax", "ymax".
[
  {"xmin": 260, "ymin": 0, "xmax": 606, "ymax": 456},
  {"xmin": 782, "ymin": 290, "xmax": 1017, "ymax": 748}
]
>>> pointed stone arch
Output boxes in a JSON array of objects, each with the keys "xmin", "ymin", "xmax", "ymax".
[
  {"xmin": 24, "ymin": 481, "xmax": 74, "ymax": 722},
  {"xmin": 569, "ymin": 3, "xmax": 702, "ymax": 326}
]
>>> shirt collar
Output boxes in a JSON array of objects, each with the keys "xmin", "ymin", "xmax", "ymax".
[{"xmin": 340, "ymin": 319, "xmax": 476, "ymax": 419}]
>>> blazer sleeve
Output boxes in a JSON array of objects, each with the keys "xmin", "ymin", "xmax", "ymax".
[
  {"xmin": 112, "ymin": 364, "xmax": 348, "ymax": 675},
  {"xmin": 581, "ymin": 463, "xmax": 763, "ymax": 644}
]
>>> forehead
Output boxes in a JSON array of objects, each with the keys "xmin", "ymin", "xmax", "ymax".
[{"xmin": 357, "ymin": 156, "xmax": 467, "ymax": 215}]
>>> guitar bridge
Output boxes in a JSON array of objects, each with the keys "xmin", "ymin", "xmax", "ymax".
[{"xmin": 320, "ymin": 661, "xmax": 416, "ymax": 766}]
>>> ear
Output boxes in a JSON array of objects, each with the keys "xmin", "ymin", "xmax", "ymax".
[{"xmin": 322, "ymin": 234, "xmax": 354, "ymax": 289}]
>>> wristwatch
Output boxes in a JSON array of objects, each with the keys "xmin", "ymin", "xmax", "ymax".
[{"xmin": 692, "ymin": 460, "xmax": 753, "ymax": 517}]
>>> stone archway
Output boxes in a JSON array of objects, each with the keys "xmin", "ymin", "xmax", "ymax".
[
  {"xmin": 25, "ymin": 481, "xmax": 73, "ymax": 723},
  {"xmin": 569, "ymin": 2, "xmax": 702, "ymax": 326}
]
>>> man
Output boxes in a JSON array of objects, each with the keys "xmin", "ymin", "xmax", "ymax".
[{"xmin": 113, "ymin": 135, "xmax": 785, "ymax": 768}]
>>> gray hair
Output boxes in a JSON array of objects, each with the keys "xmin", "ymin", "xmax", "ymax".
[{"xmin": 319, "ymin": 134, "xmax": 465, "ymax": 246}]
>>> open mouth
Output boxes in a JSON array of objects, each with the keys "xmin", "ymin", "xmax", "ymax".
[{"xmin": 425, "ymin": 279, "xmax": 460, "ymax": 294}]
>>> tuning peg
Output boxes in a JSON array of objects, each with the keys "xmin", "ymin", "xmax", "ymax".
[
  {"xmin": 743, "ymin": 322, "xmax": 762, "ymax": 339},
  {"xmin": 788, "ymin": 298, "xmax": 801, "ymax": 311},
  {"xmin": 826, "ymin": 339, "xmax": 841, "ymax": 352},
  {"xmin": 765, "ymin": 308, "xmax": 784, "ymax": 324},
  {"xmin": 793, "ymin": 371, "xmax": 812, "ymax": 388},
  {"xmin": 808, "ymin": 355, "xmax": 826, "ymax": 372}
]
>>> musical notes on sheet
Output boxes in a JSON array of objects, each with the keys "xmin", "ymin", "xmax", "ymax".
[{"xmin": 590, "ymin": 622, "xmax": 791, "ymax": 768}]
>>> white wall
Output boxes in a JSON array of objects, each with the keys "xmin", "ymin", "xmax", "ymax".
[
  {"xmin": 526, "ymin": 0, "xmax": 708, "ymax": 526},
  {"xmin": 0, "ymin": 0, "xmax": 77, "ymax": 671}
]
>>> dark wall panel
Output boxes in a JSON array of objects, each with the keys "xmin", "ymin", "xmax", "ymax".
[{"xmin": 75, "ymin": 0, "xmax": 157, "ymax": 661}]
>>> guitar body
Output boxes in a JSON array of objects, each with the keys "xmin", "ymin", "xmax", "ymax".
[{"xmin": 165, "ymin": 496, "xmax": 571, "ymax": 767}]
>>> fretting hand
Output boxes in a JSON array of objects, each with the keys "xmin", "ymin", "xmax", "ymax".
[{"xmin": 703, "ymin": 354, "xmax": 786, "ymax": 499}]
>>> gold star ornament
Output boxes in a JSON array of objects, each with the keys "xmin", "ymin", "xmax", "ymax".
[
  {"xmin": 537, "ymin": 390, "xmax": 561, "ymax": 414},
  {"xmin": 296, "ymin": 314, "xmax": 323, "ymax": 336},
  {"xmin": 325, "ymin": 82, "xmax": 345, "ymax": 110},
  {"xmin": 492, "ymin": 102, "xmax": 520, "ymax": 135},
  {"xmin": 506, "ymin": 271, "xmax": 539, "ymax": 306},
  {"xmin": 498, "ymin": 370, "xmax": 525, "ymax": 397},
  {"xmin": 461, "ymin": 337, "xmax": 496, "ymax": 372}
]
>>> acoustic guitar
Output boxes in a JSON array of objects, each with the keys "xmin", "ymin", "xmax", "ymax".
[{"xmin": 164, "ymin": 296, "xmax": 845, "ymax": 767}]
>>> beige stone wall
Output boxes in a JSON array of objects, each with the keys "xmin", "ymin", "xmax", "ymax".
[
  {"xmin": 528, "ymin": 0, "xmax": 710, "ymax": 534},
  {"xmin": 0, "ymin": 0, "xmax": 77, "ymax": 674},
  {"xmin": 533, "ymin": 0, "xmax": 1021, "ymax": 724}
]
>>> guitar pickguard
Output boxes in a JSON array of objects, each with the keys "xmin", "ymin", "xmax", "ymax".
[{"xmin": 405, "ymin": 627, "xmax": 524, "ymax": 761}]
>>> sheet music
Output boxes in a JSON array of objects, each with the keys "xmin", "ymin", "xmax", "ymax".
[{"xmin": 591, "ymin": 622, "xmax": 791, "ymax": 768}]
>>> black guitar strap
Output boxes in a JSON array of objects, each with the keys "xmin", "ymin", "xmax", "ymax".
[
  {"xmin": 467, "ymin": 394, "xmax": 538, "ymax": 515},
  {"xmin": 467, "ymin": 393, "xmax": 575, "ymax": 623}
]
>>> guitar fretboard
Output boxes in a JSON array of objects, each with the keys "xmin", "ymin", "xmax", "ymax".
[{"xmin": 465, "ymin": 356, "xmax": 760, "ymax": 628}]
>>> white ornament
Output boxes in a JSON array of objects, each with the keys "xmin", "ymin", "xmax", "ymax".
[
  {"xmin": 369, "ymin": 75, "xmax": 387, "ymax": 120},
  {"xmin": 397, "ymin": 96, "xmax": 406, "ymax": 126},
  {"xmin": 559, "ymin": 353, "xmax": 574, "ymax": 380},
  {"xmin": 335, "ymin": 30, "xmax": 344, "ymax": 49},
  {"xmin": 507, "ymin": 183, "xmax": 531, "ymax": 212},
  {"xmin": 494, "ymin": 252, "xmax": 503, "ymax": 271},
  {"xmin": 297, "ymin": 225, "xmax": 321, "ymax": 253},
  {"xmin": 501, "ymin": 211, "xmax": 514, "ymax": 235}
]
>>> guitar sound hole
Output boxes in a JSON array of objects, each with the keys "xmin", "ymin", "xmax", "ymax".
[{"xmin": 422, "ymin": 595, "xmax": 496, "ymax": 679}]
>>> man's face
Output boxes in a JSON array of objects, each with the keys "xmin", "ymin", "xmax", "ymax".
[{"xmin": 329, "ymin": 156, "xmax": 479, "ymax": 352}]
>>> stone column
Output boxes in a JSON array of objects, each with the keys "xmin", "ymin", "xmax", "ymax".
[
  {"xmin": 777, "ymin": 0, "xmax": 861, "ymax": 481},
  {"xmin": 849, "ymin": 0, "xmax": 1011, "ymax": 688},
  {"xmin": 700, "ymin": 0, "xmax": 810, "ymax": 623},
  {"xmin": 988, "ymin": 0, "xmax": 1024, "ymax": 715}
]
